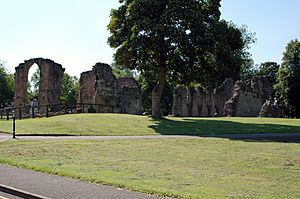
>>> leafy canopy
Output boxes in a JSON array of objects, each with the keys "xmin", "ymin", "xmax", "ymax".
[
  {"xmin": 275, "ymin": 39, "xmax": 300, "ymax": 117},
  {"xmin": 0, "ymin": 61, "xmax": 14, "ymax": 107},
  {"xmin": 108, "ymin": 0, "xmax": 246, "ymax": 86},
  {"xmin": 257, "ymin": 62, "xmax": 280, "ymax": 85},
  {"xmin": 108, "ymin": 0, "xmax": 249, "ymax": 116}
]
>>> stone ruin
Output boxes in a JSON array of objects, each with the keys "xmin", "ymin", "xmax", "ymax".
[
  {"xmin": 172, "ymin": 76, "xmax": 271, "ymax": 117},
  {"xmin": 259, "ymin": 98, "xmax": 284, "ymax": 118},
  {"xmin": 13, "ymin": 57, "xmax": 272, "ymax": 118},
  {"xmin": 77, "ymin": 63, "xmax": 142, "ymax": 115},
  {"xmin": 14, "ymin": 58, "xmax": 65, "ymax": 112}
]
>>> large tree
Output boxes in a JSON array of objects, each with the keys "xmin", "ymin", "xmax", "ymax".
[
  {"xmin": 275, "ymin": 39, "xmax": 300, "ymax": 117},
  {"xmin": 108, "ymin": 0, "xmax": 246, "ymax": 117},
  {"xmin": 0, "ymin": 61, "xmax": 14, "ymax": 107}
]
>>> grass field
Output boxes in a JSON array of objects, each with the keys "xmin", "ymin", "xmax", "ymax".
[
  {"xmin": 0, "ymin": 113, "xmax": 300, "ymax": 136},
  {"xmin": 0, "ymin": 138, "xmax": 299, "ymax": 198}
]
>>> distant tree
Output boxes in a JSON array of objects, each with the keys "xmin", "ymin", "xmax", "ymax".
[
  {"xmin": 111, "ymin": 62, "xmax": 135, "ymax": 78},
  {"xmin": 28, "ymin": 69, "xmax": 79, "ymax": 105},
  {"xmin": 274, "ymin": 39, "xmax": 300, "ymax": 117},
  {"xmin": 0, "ymin": 61, "xmax": 14, "ymax": 107},
  {"xmin": 108, "ymin": 0, "xmax": 247, "ymax": 117},
  {"xmin": 60, "ymin": 73, "xmax": 79, "ymax": 105},
  {"xmin": 28, "ymin": 68, "xmax": 40, "ymax": 99},
  {"xmin": 257, "ymin": 62, "xmax": 280, "ymax": 84}
]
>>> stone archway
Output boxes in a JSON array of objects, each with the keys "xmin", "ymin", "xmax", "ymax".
[{"xmin": 14, "ymin": 58, "xmax": 65, "ymax": 110}]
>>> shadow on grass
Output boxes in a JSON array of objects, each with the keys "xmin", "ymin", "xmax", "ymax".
[{"xmin": 149, "ymin": 117, "xmax": 300, "ymax": 143}]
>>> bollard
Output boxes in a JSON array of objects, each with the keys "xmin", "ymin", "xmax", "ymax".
[
  {"xmin": 6, "ymin": 110, "xmax": 9, "ymax": 120},
  {"xmin": 32, "ymin": 106, "xmax": 35, "ymax": 118},
  {"xmin": 12, "ymin": 116, "xmax": 16, "ymax": 139},
  {"xmin": 18, "ymin": 108, "xmax": 22, "ymax": 119},
  {"xmin": 46, "ymin": 105, "xmax": 49, "ymax": 118}
]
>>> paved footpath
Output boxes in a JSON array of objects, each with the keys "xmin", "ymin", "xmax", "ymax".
[
  {"xmin": 0, "ymin": 164, "xmax": 164, "ymax": 199},
  {"xmin": 1, "ymin": 133, "xmax": 300, "ymax": 142}
]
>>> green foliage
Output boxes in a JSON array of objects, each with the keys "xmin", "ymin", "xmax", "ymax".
[
  {"xmin": 60, "ymin": 73, "xmax": 79, "ymax": 104},
  {"xmin": 111, "ymin": 62, "xmax": 135, "ymax": 78},
  {"xmin": 28, "ymin": 68, "xmax": 40, "ymax": 99},
  {"xmin": 209, "ymin": 23, "xmax": 256, "ymax": 86},
  {"xmin": 108, "ymin": 0, "xmax": 249, "ymax": 116},
  {"xmin": 237, "ymin": 26, "xmax": 257, "ymax": 84},
  {"xmin": 275, "ymin": 39, "xmax": 300, "ymax": 117},
  {"xmin": 257, "ymin": 62, "xmax": 280, "ymax": 84},
  {"xmin": 238, "ymin": 58, "xmax": 257, "ymax": 84},
  {"xmin": 0, "ymin": 61, "xmax": 14, "ymax": 107}
]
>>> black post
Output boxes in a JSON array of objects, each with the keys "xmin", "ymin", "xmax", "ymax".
[
  {"xmin": 18, "ymin": 108, "xmax": 22, "ymax": 119},
  {"xmin": 12, "ymin": 116, "xmax": 16, "ymax": 139},
  {"xmin": 65, "ymin": 103, "xmax": 68, "ymax": 114},
  {"xmin": 82, "ymin": 104, "xmax": 84, "ymax": 113},
  {"xmin": 46, "ymin": 105, "xmax": 49, "ymax": 118},
  {"xmin": 32, "ymin": 107, "xmax": 35, "ymax": 118},
  {"xmin": 6, "ymin": 110, "xmax": 9, "ymax": 120}
]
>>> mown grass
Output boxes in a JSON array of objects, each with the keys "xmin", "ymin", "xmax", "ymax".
[
  {"xmin": 0, "ymin": 138, "xmax": 299, "ymax": 198},
  {"xmin": 0, "ymin": 114, "xmax": 300, "ymax": 136}
]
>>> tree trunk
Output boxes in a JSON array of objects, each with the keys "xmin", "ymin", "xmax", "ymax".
[{"xmin": 151, "ymin": 65, "xmax": 167, "ymax": 118}]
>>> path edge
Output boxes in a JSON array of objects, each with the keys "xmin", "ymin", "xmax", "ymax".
[{"xmin": 0, "ymin": 183, "xmax": 51, "ymax": 199}]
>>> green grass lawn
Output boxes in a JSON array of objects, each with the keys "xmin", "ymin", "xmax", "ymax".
[
  {"xmin": 0, "ymin": 114, "xmax": 300, "ymax": 136},
  {"xmin": 0, "ymin": 138, "xmax": 299, "ymax": 198}
]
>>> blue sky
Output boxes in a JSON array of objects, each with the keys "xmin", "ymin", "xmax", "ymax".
[
  {"xmin": 0, "ymin": 0, "xmax": 299, "ymax": 77},
  {"xmin": 221, "ymin": 0, "xmax": 300, "ymax": 67}
]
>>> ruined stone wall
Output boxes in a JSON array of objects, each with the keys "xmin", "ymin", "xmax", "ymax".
[
  {"xmin": 78, "ymin": 63, "xmax": 142, "ymax": 115},
  {"xmin": 213, "ymin": 78, "xmax": 234, "ymax": 116},
  {"xmin": 94, "ymin": 63, "xmax": 117, "ymax": 110},
  {"xmin": 224, "ymin": 91, "xmax": 262, "ymax": 117},
  {"xmin": 78, "ymin": 71, "xmax": 96, "ymax": 104},
  {"xmin": 116, "ymin": 77, "xmax": 143, "ymax": 114},
  {"xmin": 14, "ymin": 58, "xmax": 65, "ymax": 110},
  {"xmin": 172, "ymin": 78, "xmax": 234, "ymax": 117},
  {"xmin": 172, "ymin": 77, "xmax": 271, "ymax": 117},
  {"xmin": 251, "ymin": 76, "xmax": 271, "ymax": 104},
  {"xmin": 224, "ymin": 77, "xmax": 270, "ymax": 117}
]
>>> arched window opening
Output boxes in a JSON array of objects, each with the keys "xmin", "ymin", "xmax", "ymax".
[{"xmin": 27, "ymin": 63, "xmax": 40, "ymax": 104}]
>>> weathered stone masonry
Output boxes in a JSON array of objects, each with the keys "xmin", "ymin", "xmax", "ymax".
[
  {"xmin": 14, "ymin": 58, "xmax": 65, "ymax": 110},
  {"xmin": 78, "ymin": 63, "xmax": 143, "ymax": 115},
  {"xmin": 172, "ymin": 76, "xmax": 271, "ymax": 117}
]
